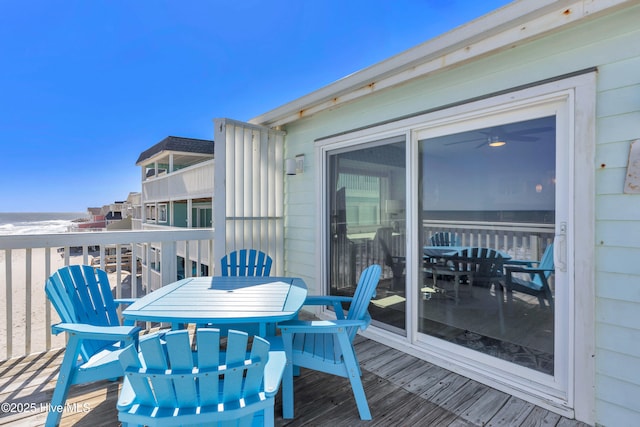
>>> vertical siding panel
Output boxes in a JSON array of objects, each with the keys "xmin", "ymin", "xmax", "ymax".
[
  {"xmin": 213, "ymin": 119, "xmax": 284, "ymax": 273},
  {"xmin": 276, "ymin": 132, "xmax": 284, "ymax": 275},
  {"xmin": 234, "ymin": 124, "xmax": 245, "ymax": 249}
]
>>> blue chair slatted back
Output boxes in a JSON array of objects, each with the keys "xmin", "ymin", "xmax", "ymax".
[
  {"xmin": 531, "ymin": 243, "xmax": 554, "ymax": 288},
  {"xmin": 118, "ymin": 329, "xmax": 272, "ymax": 424},
  {"xmin": 45, "ymin": 265, "xmax": 120, "ymax": 362},
  {"xmin": 430, "ymin": 231, "xmax": 461, "ymax": 247},
  {"xmin": 345, "ymin": 264, "xmax": 382, "ymax": 341},
  {"xmin": 454, "ymin": 247, "xmax": 505, "ymax": 282},
  {"xmin": 221, "ymin": 249, "xmax": 273, "ymax": 276}
]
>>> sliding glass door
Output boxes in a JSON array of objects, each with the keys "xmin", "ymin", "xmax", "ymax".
[
  {"xmin": 327, "ymin": 136, "xmax": 407, "ymax": 333},
  {"xmin": 319, "ymin": 79, "xmax": 590, "ymax": 407},
  {"xmin": 416, "ymin": 114, "xmax": 559, "ymax": 375}
]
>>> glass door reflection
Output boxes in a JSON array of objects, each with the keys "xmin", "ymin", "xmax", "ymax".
[
  {"xmin": 328, "ymin": 137, "xmax": 406, "ymax": 333},
  {"xmin": 418, "ymin": 116, "xmax": 556, "ymax": 374}
]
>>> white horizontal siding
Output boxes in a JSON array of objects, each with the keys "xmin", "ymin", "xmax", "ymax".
[
  {"xmin": 597, "ymin": 322, "xmax": 640, "ymax": 356},
  {"xmin": 594, "ymin": 47, "xmax": 640, "ymax": 427},
  {"xmin": 596, "ymin": 222, "xmax": 640, "ymax": 248},
  {"xmin": 597, "ymin": 194, "xmax": 640, "ymax": 220},
  {"xmin": 596, "ymin": 141, "xmax": 631, "ymax": 168},
  {"xmin": 595, "ymin": 401, "xmax": 640, "ymax": 427},
  {"xmin": 597, "ymin": 248, "xmax": 640, "ymax": 282},
  {"xmin": 596, "ymin": 348, "xmax": 640, "ymax": 385},
  {"xmin": 597, "ymin": 84, "xmax": 640, "ymax": 118},
  {"xmin": 595, "ymin": 376, "xmax": 640, "ymax": 424},
  {"xmin": 596, "ymin": 168, "xmax": 628, "ymax": 194},
  {"xmin": 283, "ymin": 123, "xmax": 318, "ymax": 290},
  {"xmin": 596, "ymin": 297, "xmax": 640, "ymax": 330}
]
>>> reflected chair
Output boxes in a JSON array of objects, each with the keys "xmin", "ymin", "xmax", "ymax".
[
  {"xmin": 44, "ymin": 265, "xmax": 141, "ymax": 427},
  {"xmin": 117, "ymin": 329, "xmax": 286, "ymax": 427},
  {"xmin": 374, "ymin": 227, "xmax": 405, "ymax": 291},
  {"xmin": 428, "ymin": 247, "xmax": 506, "ymax": 302},
  {"xmin": 220, "ymin": 249, "xmax": 272, "ymax": 276},
  {"xmin": 503, "ymin": 243, "xmax": 554, "ymax": 308},
  {"xmin": 424, "ymin": 232, "xmax": 461, "ymax": 294},
  {"xmin": 278, "ymin": 264, "xmax": 382, "ymax": 420},
  {"xmin": 430, "ymin": 231, "xmax": 461, "ymax": 247}
]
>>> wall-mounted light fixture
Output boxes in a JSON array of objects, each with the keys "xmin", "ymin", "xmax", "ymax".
[{"xmin": 286, "ymin": 154, "xmax": 304, "ymax": 175}]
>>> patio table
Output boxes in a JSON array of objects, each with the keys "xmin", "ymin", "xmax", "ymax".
[
  {"xmin": 423, "ymin": 246, "xmax": 512, "ymax": 259},
  {"xmin": 122, "ymin": 276, "xmax": 308, "ymax": 335},
  {"xmin": 422, "ymin": 246, "xmax": 511, "ymax": 303}
]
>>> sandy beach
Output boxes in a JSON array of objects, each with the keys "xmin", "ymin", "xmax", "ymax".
[{"xmin": 0, "ymin": 248, "xmax": 132, "ymax": 359}]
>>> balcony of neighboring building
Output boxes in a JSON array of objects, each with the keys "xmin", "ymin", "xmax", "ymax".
[
  {"xmin": 141, "ymin": 158, "xmax": 214, "ymax": 202},
  {"xmin": 137, "ymin": 136, "xmax": 215, "ymax": 204}
]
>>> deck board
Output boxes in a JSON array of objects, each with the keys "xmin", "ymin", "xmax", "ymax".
[{"xmin": 0, "ymin": 336, "xmax": 590, "ymax": 427}]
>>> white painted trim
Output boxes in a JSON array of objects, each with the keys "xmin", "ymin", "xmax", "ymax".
[
  {"xmin": 251, "ymin": 0, "xmax": 631, "ymax": 128},
  {"xmin": 213, "ymin": 119, "xmax": 227, "ymax": 270},
  {"xmin": 570, "ymin": 71, "xmax": 596, "ymax": 425}
]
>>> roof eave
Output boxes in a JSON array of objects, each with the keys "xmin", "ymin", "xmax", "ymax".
[
  {"xmin": 249, "ymin": 0, "xmax": 633, "ymax": 128},
  {"xmin": 135, "ymin": 151, "xmax": 214, "ymax": 167}
]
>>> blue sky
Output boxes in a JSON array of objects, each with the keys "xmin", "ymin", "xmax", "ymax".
[{"xmin": 0, "ymin": 0, "xmax": 511, "ymax": 213}]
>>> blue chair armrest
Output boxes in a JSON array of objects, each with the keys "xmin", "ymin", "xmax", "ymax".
[
  {"xmin": 504, "ymin": 259, "xmax": 538, "ymax": 267},
  {"xmin": 279, "ymin": 319, "xmax": 368, "ymax": 334},
  {"xmin": 303, "ymin": 296, "xmax": 354, "ymax": 319},
  {"xmin": 114, "ymin": 298, "xmax": 138, "ymax": 306},
  {"xmin": 505, "ymin": 266, "xmax": 554, "ymax": 275},
  {"xmin": 263, "ymin": 350, "xmax": 286, "ymax": 397},
  {"xmin": 116, "ymin": 376, "xmax": 136, "ymax": 411},
  {"xmin": 51, "ymin": 323, "xmax": 141, "ymax": 341},
  {"xmin": 304, "ymin": 295, "xmax": 353, "ymax": 305}
]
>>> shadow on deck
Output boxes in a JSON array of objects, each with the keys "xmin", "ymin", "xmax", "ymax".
[{"xmin": 0, "ymin": 336, "xmax": 589, "ymax": 427}]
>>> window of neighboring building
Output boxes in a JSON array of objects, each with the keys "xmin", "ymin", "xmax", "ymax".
[{"xmin": 158, "ymin": 204, "xmax": 168, "ymax": 223}]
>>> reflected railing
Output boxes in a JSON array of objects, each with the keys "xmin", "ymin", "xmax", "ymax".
[
  {"xmin": 335, "ymin": 220, "xmax": 555, "ymax": 290},
  {"xmin": 0, "ymin": 228, "xmax": 215, "ymax": 360}
]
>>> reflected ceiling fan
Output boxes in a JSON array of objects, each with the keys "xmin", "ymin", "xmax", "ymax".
[{"xmin": 444, "ymin": 125, "xmax": 553, "ymax": 148}]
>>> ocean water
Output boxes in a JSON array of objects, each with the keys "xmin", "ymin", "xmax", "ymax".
[{"xmin": 0, "ymin": 212, "xmax": 87, "ymax": 235}]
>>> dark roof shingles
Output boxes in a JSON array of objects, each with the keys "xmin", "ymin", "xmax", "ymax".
[{"xmin": 136, "ymin": 136, "xmax": 214, "ymax": 164}]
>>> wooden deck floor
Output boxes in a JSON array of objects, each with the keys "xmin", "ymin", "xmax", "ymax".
[{"xmin": 0, "ymin": 336, "xmax": 590, "ymax": 427}]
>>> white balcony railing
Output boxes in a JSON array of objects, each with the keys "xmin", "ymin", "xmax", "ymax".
[{"xmin": 0, "ymin": 229, "xmax": 215, "ymax": 360}]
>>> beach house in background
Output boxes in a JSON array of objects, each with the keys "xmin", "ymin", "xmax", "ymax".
[
  {"xmin": 68, "ymin": 198, "xmax": 136, "ymax": 231},
  {"xmin": 206, "ymin": 1, "xmax": 639, "ymax": 425},
  {"xmin": 134, "ymin": 135, "xmax": 215, "ymax": 286}
]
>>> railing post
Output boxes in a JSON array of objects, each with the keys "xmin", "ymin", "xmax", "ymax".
[
  {"xmin": 25, "ymin": 248, "xmax": 32, "ymax": 356},
  {"xmin": 161, "ymin": 240, "xmax": 177, "ymax": 287},
  {"xmin": 5, "ymin": 249, "xmax": 12, "ymax": 359},
  {"xmin": 45, "ymin": 247, "xmax": 52, "ymax": 351}
]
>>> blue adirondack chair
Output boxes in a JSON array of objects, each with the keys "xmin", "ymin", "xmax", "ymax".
[
  {"xmin": 220, "ymin": 249, "xmax": 272, "ymax": 276},
  {"xmin": 117, "ymin": 328, "xmax": 286, "ymax": 427},
  {"xmin": 503, "ymin": 243, "xmax": 554, "ymax": 308},
  {"xmin": 278, "ymin": 264, "xmax": 382, "ymax": 420},
  {"xmin": 430, "ymin": 231, "xmax": 461, "ymax": 246},
  {"xmin": 44, "ymin": 265, "xmax": 141, "ymax": 427}
]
